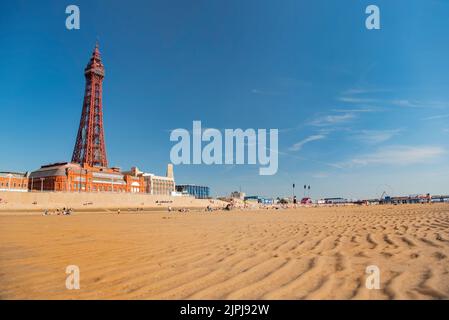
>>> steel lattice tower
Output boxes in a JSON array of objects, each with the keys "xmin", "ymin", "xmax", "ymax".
[{"xmin": 71, "ymin": 43, "xmax": 108, "ymax": 167}]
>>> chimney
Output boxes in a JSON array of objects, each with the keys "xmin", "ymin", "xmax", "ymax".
[{"xmin": 166, "ymin": 164, "xmax": 174, "ymax": 179}]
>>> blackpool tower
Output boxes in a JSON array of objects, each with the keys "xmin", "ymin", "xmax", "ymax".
[{"xmin": 72, "ymin": 43, "xmax": 108, "ymax": 167}]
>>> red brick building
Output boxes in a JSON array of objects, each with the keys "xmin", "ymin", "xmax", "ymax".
[
  {"xmin": 28, "ymin": 162, "xmax": 145, "ymax": 193},
  {"xmin": 0, "ymin": 172, "xmax": 28, "ymax": 192}
]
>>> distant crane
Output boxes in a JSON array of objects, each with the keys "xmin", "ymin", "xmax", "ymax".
[
  {"xmin": 379, "ymin": 191, "xmax": 391, "ymax": 204},
  {"xmin": 375, "ymin": 184, "xmax": 394, "ymax": 203}
]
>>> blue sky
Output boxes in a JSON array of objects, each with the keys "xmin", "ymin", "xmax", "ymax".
[{"xmin": 1, "ymin": 0, "xmax": 448, "ymax": 199}]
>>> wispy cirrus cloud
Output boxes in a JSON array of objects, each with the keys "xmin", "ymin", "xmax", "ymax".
[
  {"xmin": 423, "ymin": 114, "xmax": 449, "ymax": 120},
  {"xmin": 312, "ymin": 172, "xmax": 329, "ymax": 179},
  {"xmin": 391, "ymin": 100, "xmax": 449, "ymax": 109},
  {"xmin": 289, "ymin": 134, "xmax": 326, "ymax": 151},
  {"xmin": 341, "ymin": 88, "xmax": 391, "ymax": 96},
  {"xmin": 338, "ymin": 88, "xmax": 449, "ymax": 109},
  {"xmin": 331, "ymin": 107, "xmax": 378, "ymax": 113},
  {"xmin": 339, "ymin": 96, "xmax": 422, "ymax": 109},
  {"xmin": 309, "ymin": 112, "xmax": 356, "ymax": 126},
  {"xmin": 352, "ymin": 129, "xmax": 402, "ymax": 144},
  {"xmin": 337, "ymin": 96, "xmax": 377, "ymax": 104},
  {"xmin": 337, "ymin": 87, "xmax": 384, "ymax": 105},
  {"xmin": 284, "ymin": 108, "xmax": 369, "ymax": 133},
  {"xmin": 251, "ymin": 88, "xmax": 283, "ymax": 96},
  {"xmin": 334, "ymin": 146, "xmax": 445, "ymax": 168}
]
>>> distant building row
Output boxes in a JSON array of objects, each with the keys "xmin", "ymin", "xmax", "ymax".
[
  {"xmin": 0, "ymin": 163, "xmax": 175, "ymax": 196},
  {"xmin": 0, "ymin": 164, "xmax": 213, "ymax": 199},
  {"xmin": 175, "ymin": 184, "xmax": 210, "ymax": 199}
]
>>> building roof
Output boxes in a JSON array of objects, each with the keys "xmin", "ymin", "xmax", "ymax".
[
  {"xmin": 148, "ymin": 175, "xmax": 174, "ymax": 181},
  {"xmin": 123, "ymin": 166, "xmax": 174, "ymax": 181},
  {"xmin": 176, "ymin": 184, "xmax": 209, "ymax": 187},
  {"xmin": 29, "ymin": 162, "xmax": 83, "ymax": 179},
  {"xmin": 0, "ymin": 171, "xmax": 28, "ymax": 178}
]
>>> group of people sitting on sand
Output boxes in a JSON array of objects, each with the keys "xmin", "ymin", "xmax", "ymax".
[
  {"xmin": 165, "ymin": 204, "xmax": 233, "ymax": 213},
  {"xmin": 43, "ymin": 207, "xmax": 73, "ymax": 216}
]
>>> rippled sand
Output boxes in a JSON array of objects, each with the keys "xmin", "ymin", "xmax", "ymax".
[{"xmin": 1, "ymin": 204, "xmax": 449, "ymax": 299}]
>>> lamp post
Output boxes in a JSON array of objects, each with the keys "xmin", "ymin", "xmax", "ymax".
[{"xmin": 292, "ymin": 183, "xmax": 296, "ymax": 204}]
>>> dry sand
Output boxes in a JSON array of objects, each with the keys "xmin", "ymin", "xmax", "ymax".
[{"xmin": 1, "ymin": 204, "xmax": 449, "ymax": 300}]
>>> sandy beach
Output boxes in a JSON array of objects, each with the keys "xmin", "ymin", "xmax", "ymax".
[{"xmin": 1, "ymin": 204, "xmax": 449, "ymax": 300}]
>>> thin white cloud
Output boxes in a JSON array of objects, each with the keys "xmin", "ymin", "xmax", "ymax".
[
  {"xmin": 342, "ymin": 88, "xmax": 371, "ymax": 95},
  {"xmin": 335, "ymin": 146, "xmax": 445, "ymax": 168},
  {"xmin": 338, "ymin": 97, "xmax": 377, "ymax": 104},
  {"xmin": 354, "ymin": 129, "xmax": 401, "ymax": 144},
  {"xmin": 332, "ymin": 107, "xmax": 377, "ymax": 113},
  {"xmin": 251, "ymin": 89, "xmax": 283, "ymax": 95},
  {"xmin": 339, "ymin": 89, "xmax": 449, "ymax": 109},
  {"xmin": 342, "ymin": 97, "xmax": 421, "ymax": 108},
  {"xmin": 424, "ymin": 114, "xmax": 449, "ymax": 120},
  {"xmin": 289, "ymin": 134, "xmax": 326, "ymax": 152},
  {"xmin": 309, "ymin": 113, "xmax": 355, "ymax": 126},
  {"xmin": 341, "ymin": 88, "xmax": 391, "ymax": 95},
  {"xmin": 282, "ymin": 109, "xmax": 368, "ymax": 133},
  {"xmin": 312, "ymin": 172, "xmax": 329, "ymax": 179},
  {"xmin": 388, "ymin": 99, "xmax": 448, "ymax": 109},
  {"xmin": 390, "ymin": 99, "xmax": 420, "ymax": 108}
]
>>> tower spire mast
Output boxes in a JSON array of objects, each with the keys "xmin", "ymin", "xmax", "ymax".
[{"xmin": 71, "ymin": 43, "xmax": 108, "ymax": 167}]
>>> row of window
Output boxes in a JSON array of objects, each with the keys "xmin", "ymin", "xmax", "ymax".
[
  {"xmin": 70, "ymin": 183, "xmax": 143, "ymax": 193},
  {"xmin": 150, "ymin": 183, "xmax": 174, "ymax": 187},
  {"xmin": 0, "ymin": 182, "xmax": 27, "ymax": 188}
]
